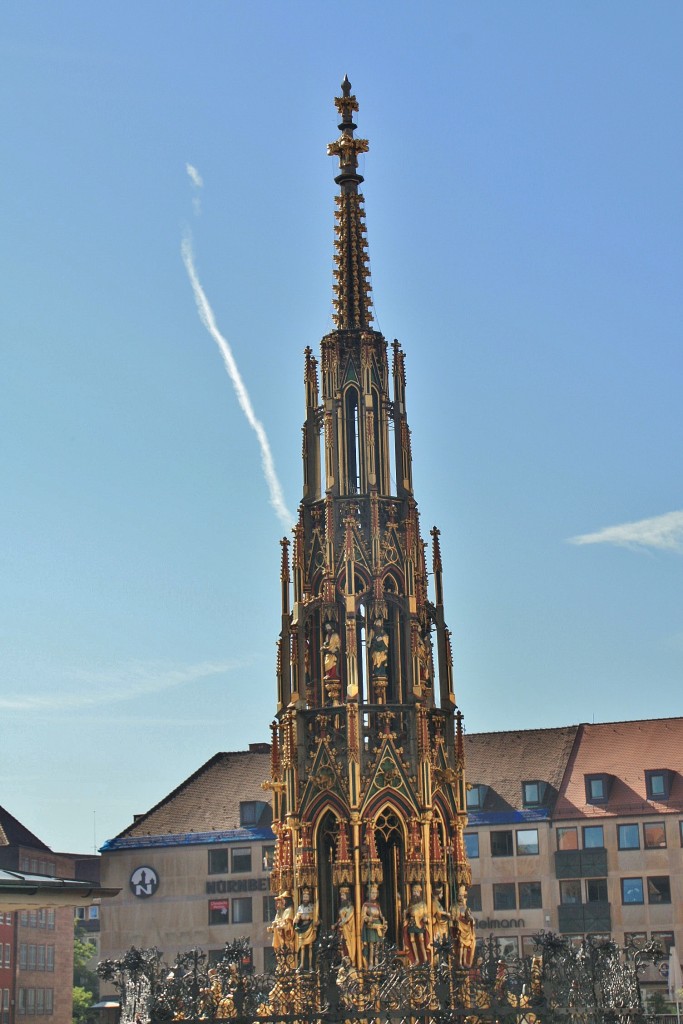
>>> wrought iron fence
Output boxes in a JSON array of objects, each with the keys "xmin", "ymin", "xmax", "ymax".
[{"xmin": 97, "ymin": 932, "xmax": 666, "ymax": 1024}]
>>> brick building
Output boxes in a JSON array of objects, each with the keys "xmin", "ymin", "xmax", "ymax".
[{"xmin": 0, "ymin": 806, "xmax": 117, "ymax": 1024}]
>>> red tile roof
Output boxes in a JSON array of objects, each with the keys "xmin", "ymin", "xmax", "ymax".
[
  {"xmin": 464, "ymin": 726, "xmax": 579, "ymax": 813},
  {"xmin": 554, "ymin": 717, "xmax": 683, "ymax": 819}
]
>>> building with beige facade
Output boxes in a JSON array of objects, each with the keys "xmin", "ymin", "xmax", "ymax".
[
  {"xmin": 99, "ymin": 746, "xmax": 276, "ymax": 974},
  {"xmin": 465, "ymin": 717, "xmax": 683, "ymax": 998}
]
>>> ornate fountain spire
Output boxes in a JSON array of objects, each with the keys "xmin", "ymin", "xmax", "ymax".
[{"xmin": 327, "ymin": 76, "xmax": 373, "ymax": 330}]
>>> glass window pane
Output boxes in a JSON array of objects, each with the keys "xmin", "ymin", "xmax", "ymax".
[
  {"xmin": 467, "ymin": 885, "xmax": 482, "ymax": 912},
  {"xmin": 560, "ymin": 880, "xmax": 582, "ymax": 905},
  {"xmin": 208, "ymin": 850, "xmax": 228, "ymax": 874},
  {"xmin": 493, "ymin": 883, "xmax": 516, "ymax": 910},
  {"xmin": 583, "ymin": 825, "xmax": 604, "ymax": 848},
  {"xmin": 618, "ymin": 824, "xmax": 639, "ymax": 850},
  {"xmin": 621, "ymin": 878, "xmax": 643, "ymax": 904},
  {"xmin": 464, "ymin": 833, "xmax": 479, "ymax": 858},
  {"xmin": 523, "ymin": 782, "xmax": 540, "ymax": 805},
  {"xmin": 652, "ymin": 932, "xmax": 675, "ymax": 956},
  {"xmin": 516, "ymin": 829, "xmax": 539, "ymax": 855},
  {"xmin": 491, "ymin": 831, "xmax": 513, "ymax": 857},
  {"xmin": 557, "ymin": 827, "xmax": 578, "ymax": 851},
  {"xmin": 232, "ymin": 897, "xmax": 252, "ymax": 924},
  {"xmin": 643, "ymin": 823, "xmax": 666, "ymax": 849},
  {"xmin": 231, "ymin": 848, "xmax": 252, "ymax": 873},
  {"xmin": 518, "ymin": 882, "xmax": 542, "ymax": 909},
  {"xmin": 262, "ymin": 845, "xmax": 275, "ymax": 871},
  {"xmin": 647, "ymin": 876, "xmax": 671, "ymax": 904},
  {"xmin": 208, "ymin": 899, "xmax": 229, "ymax": 925},
  {"xmin": 586, "ymin": 878, "xmax": 608, "ymax": 902}
]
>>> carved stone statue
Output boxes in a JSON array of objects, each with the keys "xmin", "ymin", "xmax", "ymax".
[
  {"xmin": 431, "ymin": 884, "xmax": 450, "ymax": 948},
  {"xmin": 267, "ymin": 892, "xmax": 295, "ymax": 968},
  {"xmin": 451, "ymin": 884, "xmax": 476, "ymax": 968},
  {"xmin": 403, "ymin": 882, "xmax": 430, "ymax": 964},
  {"xmin": 321, "ymin": 622, "xmax": 341, "ymax": 680},
  {"xmin": 293, "ymin": 887, "xmax": 319, "ymax": 971},
  {"xmin": 360, "ymin": 883, "xmax": 387, "ymax": 968},
  {"xmin": 334, "ymin": 885, "xmax": 357, "ymax": 962}
]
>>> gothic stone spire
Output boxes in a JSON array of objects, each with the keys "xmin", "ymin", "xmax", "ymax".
[{"xmin": 327, "ymin": 76, "xmax": 373, "ymax": 330}]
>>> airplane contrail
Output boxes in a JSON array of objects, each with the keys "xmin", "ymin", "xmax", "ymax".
[{"xmin": 181, "ymin": 230, "xmax": 293, "ymax": 529}]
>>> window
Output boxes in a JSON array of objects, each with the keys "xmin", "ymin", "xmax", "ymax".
[
  {"xmin": 20, "ymin": 912, "xmax": 29, "ymax": 927},
  {"xmin": 468, "ymin": 885, "xmax": 482, "ymax": 912},
  {"xmin": 44, "ymin": 990, "xmax": 52, "ymax": 1015},
  {"xmin": 18, "ymin": 989, "xmax": 25, "ymax": 1015},
  {"xmin": 239, "ymin": 802, "xmax": 259, "ymax": 826},
  {"xmin": 28, "ymin": 946, "xmax": 36, "ymax": 970},
  {"xmin": 232, "ymin": 897, "xmax": 252, "ymax": 924},
  {"xmin": 231, "ymin": 848, "xmax": 252, "ymax": 873},
  {"xmin": 208, "ymin": 899, "xmax": 229, "ymax": 925},
  {"xmin": 583, "ymin": 825, "xmax": 604, "ymax": 848},
  {"xmin": 263, "ymin": 947, "xmax": 276, "ymax": 973},
  {"xmin": 37, "ymin": 946, "xmax": 45, "ymax": 971},
  {"xmin": 621, "ymin": 878, "xmax": 644, "ymax": 904},
  {"xmin": 4, "ymin": 944, "xmax": 10, "ymax": 969},
  {"xmin": 466, "ymin": 786, "xmax": 483, "ymax": 810},
  {"xmin": 521, "ymin": 935, "xmax": 539, "ymax": 958},
  {"xmin": 208, "ymin": 849, "xmax": 229, "ymax": 874},
  {"xmin": 643, "ymin": 822, "xmax": 666, "ymax": 849},
  {"xmin": 262, "ymin": 845, "xmax": 275, "ymax": 871},
  {"xmin": 74, "ymin": 908, "xmax": 85, "ymax": 921},
  {"xmin": 37, "ymin": 911, "xmax": 45, "ymax": 930},
  {"xmin": 645, "ymin": 771, "xmax": 669, "ymax": 801},
  {"xmin": 46, "ymin": 947, "xmax": 54, "ymax": 972},
  {"xmin": 491, "ymin": 831, "xmax": 513, "ymax": 857},
  {"xmin": 647, "ymin": 876, "xmax": 671, "ymax": 904},
  {"xmin": 624, "ymin": 932, "xmax": 646, "ymax": 948},
  {"xmin": 652, "ymin": 932, "xmax": 675, "ymax": 956},
  {"xmin": 618, "ymin": 824, "xmax": 640, "ymax": 850},
  {"xmin": 557, "ymin": 827, "xmax": 578, "ymax": 851},
  {"xmin": 46, "ymin": 912, "xmax": 54, "ymax": 932},
  {"xmin": 585, "ymin": 774, "xmax": 609, "ymax": 804},
  {"xmin": 88, "ymin": 906, "xmax": 99, "ymax": 920},
  {"xmin": 498, "ymin": 936, "xmax": 519, "ymax": 959},
  {"xmin": 29, "ymin": 912, "xmax": 37, "ymax": 928},
  {"xmin": 27, "ymin": 990, "xmax": 35, "ymax": 1016},
  {"xmin": 464, "ymin": 833, "xmax": 479, "ymax": 858},
  {"xmin": 35, "ymin": 990, "xmax": 44, "ymax": 1016},
  {"xmin": 4, "ymin": 914, "xmax": 10, "ymax": 925},
  {"xmin": 519, "ymin": 882, "xmax": 542, "ymax": 909},
  {"xmin": 560, "ymin": 880, "xmax": 582, "ymax": 905},
  {"xmin": 263, "ymin": 895, "xmax": 276, "ymax": 922},
  {"xmin": 516, "ymin": 829, "xmax": 539, "ymax": 855},
  {"xmin": 492, "ymin": 883, "xmax": 516, "ymax": 910},
  {"xmin": 522, "ymin": 781, "xmax": 543, "ymax": 806},
  {"xmin": 20, "ymin": 945, "xmax": 27, "ymax": 969},
  {"xmin": 586, "ymin": 878, "xmax": 608, "ymax": 903}
]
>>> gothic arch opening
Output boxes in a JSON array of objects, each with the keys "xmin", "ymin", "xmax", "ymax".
[
  {"xmin": 373, "ymin": 808, "xmax": 405, "ymax": 945},
  {"xmin": 344, "ymin": 386, "xmax": 361, "ymax": 494},
  {"xmin": 315, "ymin": 810, "xmax": 338, "ymax": 936}
]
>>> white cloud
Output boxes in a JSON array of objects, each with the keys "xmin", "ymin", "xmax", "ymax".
[
  {"xmin": 568, "ymin": 510, "xmax": 683, "ymax": 553},
  {"xmin": 181, "ymin": 231, "xmax": 293, "ymax": 530},
  {"xmin": 186, "ymin": 163, "xmax": 203, "ymax": 189},
  {"xmin": 0, "ymin": 659, "xmax": 237, "ymax": 712}
]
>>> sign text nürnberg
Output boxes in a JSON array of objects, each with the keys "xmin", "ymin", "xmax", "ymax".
[{"xmin": 206, "ymin": 877, "xmax": 269, "ymax": 894}]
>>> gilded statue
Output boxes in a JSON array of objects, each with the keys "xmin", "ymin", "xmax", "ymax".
[
  {"xmin": 451, "ymin": 884, "xmax": 476, "ymax": 968},
  {"xmin": 403, "ymin": 882, "xmax": 430, "ymax": 964},
  {"xmin": 334, "ymin": 885, "xmax": 356, "ymax": 962},
  {"xmin": 293, "ymin": 887, "xmax": 319, "ymax": 971}
]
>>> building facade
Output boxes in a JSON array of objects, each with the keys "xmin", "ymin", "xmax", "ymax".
[
  {"xmin": 464, "ymin": 717, "xmax": 683, "ymax": 995},
  {"xmin": 100, "ymin": 747, "xmax": 277, "ymax": 973}
]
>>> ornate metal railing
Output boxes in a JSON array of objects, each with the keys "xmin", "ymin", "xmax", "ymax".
[{"xmin": 97, "ymin": 932, "xmax": 665, "ymax": 1024}]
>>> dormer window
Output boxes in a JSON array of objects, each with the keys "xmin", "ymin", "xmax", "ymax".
[
  {"xmin": 522, "ymin": 781, "xmax": 545, "ymax": 807},
  {"xmin": 239, "ymin": 800, "xmax": 271, "ymax": 827},
  {"xmin": 645, "ymin": 770, "xmax": 671, "ymax": 801},
  {"xmin": 466, "ymin": 785, "xmax": 486, "ymax": 810},
  {"xmin": 585, "ymin": 774, "xmax": 611, "ymax": 805}
]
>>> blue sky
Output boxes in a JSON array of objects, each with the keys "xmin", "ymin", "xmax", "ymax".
[{"xmin": 1, "ymin": 3, "xmax": 681, "ymax": 854}]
